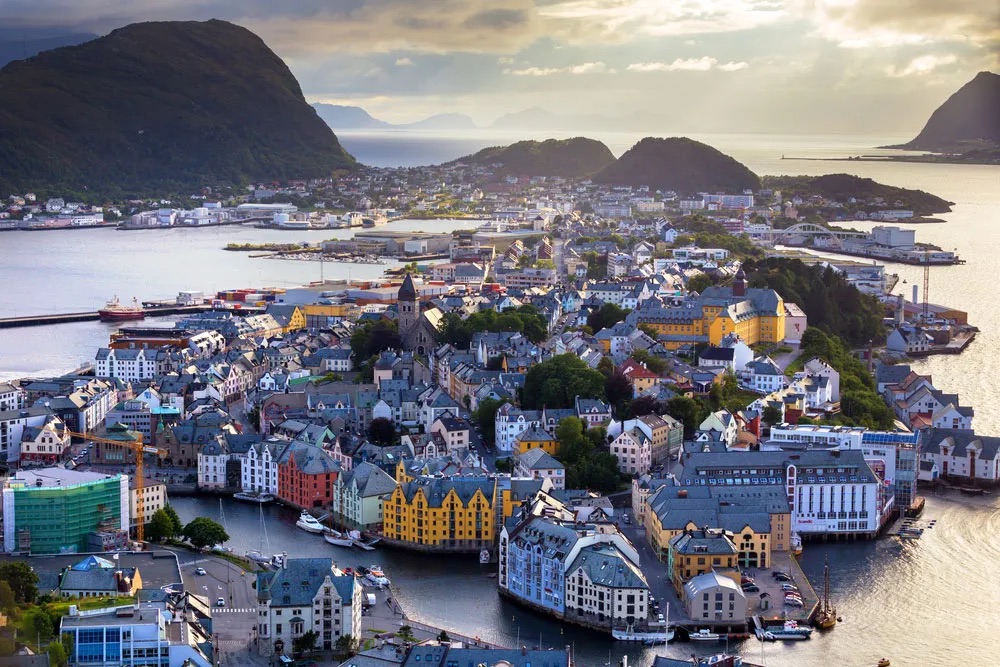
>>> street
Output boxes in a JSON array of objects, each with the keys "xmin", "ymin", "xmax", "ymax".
[{"xmin": 616, "ymin": 514, "xmax": 689, "ymax": 626}]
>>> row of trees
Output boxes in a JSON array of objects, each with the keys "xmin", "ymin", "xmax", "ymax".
[
  {"xmin": 437, "ymin": 305, "xmax": 550, "ymax": 348},
  {"xmin": 146, "ymin": 505, "xmax": 231, "ymax": 549}
]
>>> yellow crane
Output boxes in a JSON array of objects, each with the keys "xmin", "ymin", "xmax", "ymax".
[{"xmin": 68, "ymin": 430, "xmax": 166, "ymax": 543}]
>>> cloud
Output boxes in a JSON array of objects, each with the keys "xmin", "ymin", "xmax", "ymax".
[
  {"xmin": 790, "ymin": 0, "xmax": 1000, "ymax": 49},
  {"xmin": 627, "ymin": 57, "xmax": 749, "ymax": 72},
  {"xmin": 496, "ymin": 56, "xmax": 515, "ymax": 65},
  {"xmin": 885, "ymin": 53, "xmax": 958, "ymax": 77},
  {"xmin": 462, "ymin": 8, "xmax": 528, "ymax": 30},
  {"xmin": 394, "ymin": 57, "xmax": 414, "ymax": 66},
  {"xmin": 505, "ymin": 61, "xmax": 612, "ymax": 76}
]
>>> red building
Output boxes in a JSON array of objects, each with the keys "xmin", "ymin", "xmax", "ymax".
[{"xmin": 277, "ymin": 441, "xmax": 340, "ymax": 508}]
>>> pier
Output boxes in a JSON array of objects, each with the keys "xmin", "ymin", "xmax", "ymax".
[{"xmin": 0, "ymin": 304, "xmax": 210, "ymax": 329}]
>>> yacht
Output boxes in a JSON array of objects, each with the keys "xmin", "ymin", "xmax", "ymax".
[
  {"xmin": 296, "ymin": 511, "xmax": 325, "ymax": 534},
  {"xmin": 690, "ymin": 629, "xmax": 723, "ymax": 642}
]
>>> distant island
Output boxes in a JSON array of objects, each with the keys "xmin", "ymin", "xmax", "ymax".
[
  {"xmin": 0, "ymin": 19, "xmax": 356, "ymax": 197},
  {"xmin": 447, "ymin": 138, "xmax": 616, "ymax": 178},
  {"xmin": 595, "ymin": 137, "xmax": 761, "ymax": 193},
  {"xmin": 312, "ymin": 103, "xmax": 477, "ymax": 132},
  {"xmin": 763, "ymin": 174, "xmax": 953, "ymax": 218},
  {"xmin": 877, "ymin": 71, "xmax": 999, "ymax": 165}
]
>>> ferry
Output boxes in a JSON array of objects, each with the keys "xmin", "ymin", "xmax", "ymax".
[
  {"xmin": 295, "ymin": 511, "xmax": 325, "ymax": 534},
  {"xmin": 99, "ymin": 295, "xmax": 145, "ymax": 321},
  {"xmin": 233, "ymin": 491, "xmax": 275, "ymax": 504}
]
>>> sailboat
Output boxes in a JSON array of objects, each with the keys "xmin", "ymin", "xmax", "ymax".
[
  {"xmin": 814, "ymin": 558, "xmax": 838, "ymax": 629},
  {"xmin": 210, "ymin": 499, "xmax": 233, "ymax": 553},
  {"xmin": 247, "ymin": 503, "xmax": 273, "ymax": 565}
]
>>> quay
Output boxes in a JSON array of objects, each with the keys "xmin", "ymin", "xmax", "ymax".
[{"xmin": 0, "ymin": 304, "xmax": 210, "ymax": 329}]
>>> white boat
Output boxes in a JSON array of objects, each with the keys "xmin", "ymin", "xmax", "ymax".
[
  {"xmin": 690, "ymin": 629, "xmax": 723, "ymax": 642},
  {"xmin": 296, "ymin": 511, "xmax": 325, "ymax": 534},
  {"xmin": 323, "ymin": 529, "xmax": 354, "ymax": 547},
  {"xmin": 364, "ymin": 565, "xmax": 390, "ymax": 587},
  {"xmin": 612, "ymin": 625, "xmax": 674, "ymax": 644},
  {"xmin": 763, "ymin": 620, "xmax": 813, "ymax": 641},
  {"xmin": 234, "ymin": 490, "xmax": 275, "ymax": 503}
]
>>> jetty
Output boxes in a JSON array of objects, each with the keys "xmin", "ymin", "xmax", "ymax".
[{"xmin": 0, "ymin": 304, "xmax": 210, "ymax": 329}]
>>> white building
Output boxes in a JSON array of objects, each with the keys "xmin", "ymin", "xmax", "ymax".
[
  {"xmin": 0, "ymin": 406, "xmax": 51, "ymax": 463},
  {"xmin": 130, "ymin": 481, "xmax": 167, "ymax": 529},
  {"xmin": 241, "ymin": 440, "xmax": 284, "ymax": 495},
  {"xmin": 197, "ymin": 439, "xmax": 230, "ymax": 491},
  {"xmin": 803, "ymin": 358, "xmax": 840, "ymax": 402},
  {"xmin": 744, "ymin": 357, "xmax": 787, "ymax": 394},
  {"xmin": 495, "ymin": 403, "xmax": 541, "ymax": 453},
  {"xmin": 610, "ymin": 429, "xmax": 652, "ymax": 476},
  {"xmin": 331, "ymin": 461, "xmax": 397, "ymax": 531},
  {"xmin": 256, "ymin": 558, "xmax": 362, "ymax": 654},
  {"xmin": 514, "ymin": 448, "xmax": 566, "ymax": 490},
  {"xmin": 94, "ymin": 348, "xmax": 162, "ymax": 382},
  {"xmin": 0, "ymin": 383, "xmax": 24, "ymax": 412}
]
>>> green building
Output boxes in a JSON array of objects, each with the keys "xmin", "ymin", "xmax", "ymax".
[{"xmin": 2, "ymin": 468, "xmax": 129, "ymax": 554}]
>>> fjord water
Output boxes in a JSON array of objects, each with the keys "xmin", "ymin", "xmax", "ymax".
[{"xmin": 2, "ymin": 132, "xmax": 999, "ymax": 665}]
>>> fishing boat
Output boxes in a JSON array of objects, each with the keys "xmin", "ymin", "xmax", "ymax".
[
  {"xmin": 364, "ymin": 565, "xmax": 390, "ymax": 586},
  {"xmin": 99, "ymin": 295, "xmax": 145, "ymax": 321},
  {"xmin": 323, "ymin": 529, "xmax": 354, "ymax": 547},
  {"xmin": 814, "ymin": 558, "xmax": 838, "ymax": 629},
  {"xmin": 296, "ymin": 511, "xmax": 325, "ymax": 534},
  {"xmin": 690, "ymin": 628, "xmax": 723, "ymax": 642},
  {"xmin": 233, "ymin": 490, "xmax": 275, "ymax": 503},
  {"xmin": 763, "ymin": 620, "xmax": 813, "ymax": 641}
]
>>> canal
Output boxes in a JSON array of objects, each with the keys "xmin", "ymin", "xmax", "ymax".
[{"xmin": 171, "ymin": 490, "xmax": 1000, "ymax": 667}]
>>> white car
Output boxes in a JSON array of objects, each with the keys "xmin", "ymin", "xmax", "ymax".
[{"xmin": 216, "ymin": 597, "xmax": 226, "ymax": 607}]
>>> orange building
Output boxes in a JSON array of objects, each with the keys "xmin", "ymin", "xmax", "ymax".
[{"xmin": 277, "ymin": 442, "xmax": 341, "ymax": 508}]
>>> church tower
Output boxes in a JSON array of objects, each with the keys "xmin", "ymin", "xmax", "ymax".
[
  {"xmin": 397, "ymin": 273, "xmax": 419, "ymax": 333},
  {"xmin": 732, "ymin": 267, "xmax": 747, "ymax": 297}
]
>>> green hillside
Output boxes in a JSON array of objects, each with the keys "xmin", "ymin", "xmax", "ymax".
[
  {"xmin": 0, "ymin": 19, "xmax": 356, "ymax": 198},
  {"xmin": 452, "ymin": 137, "xmax": 616, "ymax": 177},
  {"xmin": 594, "ymin": 137, "xmax": 760, "ymax": 194}
]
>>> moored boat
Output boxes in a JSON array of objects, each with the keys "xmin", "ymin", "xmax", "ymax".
[
  {"xmin": 814, "ymin": 558, "xmax": 838, "ymax": 629},
  {"xmin": 233, "ymin": 490, "xmax": 275, "ymax": 503},
  {"xmin": 296, "ymin": 511, "xmax": 325, "ymax": 534},
  {"xmin": 690, "ymin": 628, "xmax": 722, "ymax": 642},
  {"xmin": 323, "ymin": 529, "xmax": 354, "ymax": 547},
  {"xmin": 99, "ymin": 295, "xmax": 145, "ymax": 321},
  {"xmin": 764, "ymin": 620, "xmax": 813, "ymax": 640}
]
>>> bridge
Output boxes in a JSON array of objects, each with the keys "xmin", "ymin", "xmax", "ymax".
[{"xmin": 755, "ymin": 223, "xmax": 869, "ymax": 249}]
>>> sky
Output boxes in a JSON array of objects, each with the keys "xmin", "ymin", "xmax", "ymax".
[{"xmin": 4, "ymin": 0, "xmax": 999, "ymax": 133}]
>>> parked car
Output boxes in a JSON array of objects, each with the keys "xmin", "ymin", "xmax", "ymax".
[
  {"xmin": 784, "ymin": 597, "xmax": 804, "ymax": 607},
  {"xmin": 742, "ymin": 583, "xmax": 760, "ymax": 593},
  {"xmin": 781, "ymin": 584, "xmax": 800, "ymax": 592},
  {"xmin": 195, "ymin": 567, "xmax": 207, "ymax": 576},
  {"xmin": 772, "ymin": 571, "xmax": 792, "ymax": 581}
]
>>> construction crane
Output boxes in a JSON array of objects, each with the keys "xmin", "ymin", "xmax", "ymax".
[
  {"xmin": 68, "ymin": 430, "xmax": 166, "ymax": 543},
  {"xmin": 922, "ymin": 254, "xmax": 931, "ymax": 321}
]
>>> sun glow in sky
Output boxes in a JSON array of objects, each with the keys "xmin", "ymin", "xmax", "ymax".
[{"xmin": 4, "ymin": 0, "xmax": 998, "ymax": 132}]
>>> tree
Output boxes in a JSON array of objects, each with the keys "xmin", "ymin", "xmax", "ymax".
[
  {"xmin": 350, "ymin": 320, "xmax": 401, "ymax": 362},
  {"xmin": 522, "ymin": 354, "xmax": 605, "ymax": 409},
  {"xmin": 0, "ymin": 580, "xmax": 15, "ymax": 615},
  {"xmin": 665, "ymin": 396, "xmax": 706, "ymax": 437},
  {"xmin": 398, "ymin": 625, "xmax": 414, "ymax": 641},
  {"xmin": 181, "ymin": 517, "xmax": 229, "ymax": 550},
  {"xmin": 368, "ymin": 417, "xmax": 396, "ymax": 446},
  {"xmin": 638, "ymin": 324, "xmax": 660, "ymax": 339},
  {"xmin": 762, "ymin": 405, "xmax": 783, "ymax": 424},
  {"xmin": 163, "ymin": 505, "xmax": 183, "ymax": 536},
  {"xmin": 686, "ymin": 273, "xmax": 713, "ymax": 293},
  {"xmin": 292, "ymin": 630, "xmax": 318, "ymax": 655},
  {"xmin": 146, "ymin": 508, "xmax": 176, "ymax": 542},
  {"xmin": 29, "ymin": 609, "xmax": 53, "ymax": 642},
  {"xmin": 604, "ymin": 370, "xmax": 633, "ymax": 413},
  {"xmin": 631, "ymin": 349, "xmax": 666, "ymax": 374},
  {"xmin": 47, "ymin": 642, "xmax": 67, "ymax": 667},
  {"xmin": 437, "ymin": 630, "xmax": 450, "ymax": 642},
  {"xmin": 0, "ymin": 562, "xmax": 38, "ymax": 603},
  {"xmin": 335, "ymin": 635, "xmax": 355, "ymax": 654},
  {"xmin": 474, "ymin": 398, "xmax": 507, "ymax": 448},
  {"xmin": 587, "ymin": 303, "xmax": 629, "ymax": 332}
]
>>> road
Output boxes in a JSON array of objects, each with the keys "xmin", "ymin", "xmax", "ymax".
[{"xmin": 617, "ymin": 512, "xmax": 688, "ymax": 626}]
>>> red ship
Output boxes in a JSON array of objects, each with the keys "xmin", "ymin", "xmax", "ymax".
[{"xmin": 98, "ymin": 295, "xmax": 146, "ymax": 322}]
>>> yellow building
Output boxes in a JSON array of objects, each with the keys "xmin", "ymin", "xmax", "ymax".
[
  {"xmin": 635, "ymin": 272, "xmax": 785, "ymax": 350},
  {"xmin": 265, "ymin": 305, "xmax": 307, "ymax": 334},
  {"xmin": 383, "ymin": 475, "xmax": 497, "ymax": 552},
  {"xmin": 302, "ymin": 303, "xmax": 361, "ymax": 328},
  {"xmin": 515, "ymin": 426, "xmax": 559, "ymax": 457},
  {"xmin": 666, "ymin": 529, "xmax": 740, "ymax": 594}
]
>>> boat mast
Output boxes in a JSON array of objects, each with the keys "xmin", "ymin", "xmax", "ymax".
[{"xmin": 823, "ymin": 557, "xmax": 831, "ymax": 614}]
